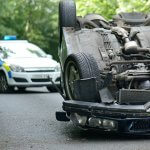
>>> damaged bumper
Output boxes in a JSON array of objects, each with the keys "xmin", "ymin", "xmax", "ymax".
[{"xmin": 62, "ymin": 100, "xmax": 150, "ymax": 134}]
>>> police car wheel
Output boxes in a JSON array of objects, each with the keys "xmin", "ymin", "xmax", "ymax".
[
  {"xmin": 47, "ymin": 86, "xmax": 57, "ymax": 93},
  {"xmin": 0, "ymin": 72, "xmax": 12, "ymax": 93}
]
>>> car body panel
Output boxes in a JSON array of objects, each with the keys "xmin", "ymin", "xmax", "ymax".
[
  {"xmin": 59, "ymin": 27, "xmax": 121, "ymax": 73},
  {"xmin": 62, "ymin": 100, "xmax": 150, "ymax": 133}
]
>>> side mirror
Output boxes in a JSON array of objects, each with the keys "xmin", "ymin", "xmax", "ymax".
[{"xmin": 47, "ymin": 54, "xmax": 53, "ymax": 59}]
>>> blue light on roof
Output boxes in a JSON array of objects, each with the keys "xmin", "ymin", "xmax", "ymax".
[{"xmin": 3, "ymin": 35, "xmax": 17, "ymax": 40}]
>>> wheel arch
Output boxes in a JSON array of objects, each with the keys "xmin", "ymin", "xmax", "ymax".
[
  {"xmin": 0, "ymin": 68, "xmax": 10, "ymax": 83},
  {"xmin": 63, "ymin": 52, "xmax": 102, "ymax": 100}
]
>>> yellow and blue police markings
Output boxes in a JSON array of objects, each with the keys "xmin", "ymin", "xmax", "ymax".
[{"xmin": 0, "ymin": 60, "xmax": 12, "ymax": 78}]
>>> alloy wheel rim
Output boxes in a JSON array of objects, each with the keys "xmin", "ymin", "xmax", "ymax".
[{"xmin": 65, "ymin": 61, "xmax": 80, "ymax": 99}]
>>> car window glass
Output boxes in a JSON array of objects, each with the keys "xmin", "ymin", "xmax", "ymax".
[
  {"xmin": 0, "ymin": 42, "xmax": 47, "ymax": 59},
  {"xmin": 0, "ymin": 46, "xmax": 15, "ymax": 59}
]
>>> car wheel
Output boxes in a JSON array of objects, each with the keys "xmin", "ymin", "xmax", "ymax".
[
  {"xmin": 0, "ymin": 72, "xmax": 13, "ymax": 93},
  {"xmin": 59, "ymin": 0, "xmax": 76, "ymax": 43},
  {"xmin": 47, "ymin": 86, "xmax": 57, "ymax": 93},
  {"xmin": 64, "ymin": 52, "xmax": 102, "ymax": 100},
  {"xmin": 18, "ymin": 87, "xmax": 26, "ymax": 91}
]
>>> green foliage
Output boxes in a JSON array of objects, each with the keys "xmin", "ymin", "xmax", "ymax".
[
  {"xmin": 117, "ymin": 0, "xmax": 150, "ymax": 13},
  {"xmin": 0, "ymin": 0, "xmax": 149, "ymax": 61},
  {"xmin": 76, "ymin": 0, "xmax": 119, "ymax": 19},
  {"xmin": 76, "ymin": 0, "xmax": 150, "ymax": 20}
]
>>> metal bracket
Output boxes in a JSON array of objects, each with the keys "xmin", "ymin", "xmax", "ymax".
[
  {"xmin": 99, "ymin": 88, "xmax": 114, "ymax": 103},
  {"xmin": 56, "ymin": 111, "xmax": 70, "ymax": 122},
  {"xmin": 49, "ymin": 76, "xmax": 66, "ymax": 100}
]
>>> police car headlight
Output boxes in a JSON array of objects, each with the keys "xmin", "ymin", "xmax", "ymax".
[
  {"xmin": 54, "ymin": 64, "xmax": 61, "ymax": 72},
  {"xmin": 10, "ymin": 65, "xmax": 25, "ymax": 72}
]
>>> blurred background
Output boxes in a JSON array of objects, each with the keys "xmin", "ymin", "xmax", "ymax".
[{"xmin": 0, "ymin": 0, "xmax": 149, "ymax": 61}]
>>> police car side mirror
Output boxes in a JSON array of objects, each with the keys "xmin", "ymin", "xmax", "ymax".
[{"xmin": 47, "ymin": 54, "xmax": 53, "ymax": 59}]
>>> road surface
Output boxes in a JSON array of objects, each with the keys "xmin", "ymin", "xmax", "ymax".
[{"xmin": 0, "ymin": 87, "xmax": 150, "ymax": 150}]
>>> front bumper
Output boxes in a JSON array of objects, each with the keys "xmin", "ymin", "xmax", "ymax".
[
  {"xmin": 63, "ymin": 100, "xmax": 150, "ymax": 134},
  {"xmin": 8, "ymin": 71, "xmax": 60, "ymax": 87}
]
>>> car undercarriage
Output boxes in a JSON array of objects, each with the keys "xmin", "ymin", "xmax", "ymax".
[{"xmin": 56, "ymin": 0, "xmax": 150, "ymax": 134}]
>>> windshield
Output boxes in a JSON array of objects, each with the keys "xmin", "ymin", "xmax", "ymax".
[{"xmin": 0, "ymin": 42, "xmax": 47, "ymax": 59}]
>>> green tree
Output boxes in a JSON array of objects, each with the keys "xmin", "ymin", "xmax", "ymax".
[
  {"xmin": 117, "ymin": 0, "xmax": 150, "ymax": 13},
  {"xmin": 76, "ymin": 0, "xmax": 119, "ymax": 19},
  {"xmin": 76, "ymin": 0, "xmax": 150, "ymax": 19}
]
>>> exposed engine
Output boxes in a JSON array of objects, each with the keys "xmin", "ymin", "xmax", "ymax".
[
  {"xmin": 80, "ymin": 12, "xmax": 150, "ymax": 103},
  {"xmin": 109, "ymin": 25, "xmax": 150, "ymax": 102}
]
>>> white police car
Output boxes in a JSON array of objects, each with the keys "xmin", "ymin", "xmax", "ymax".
[{"xmin": 0, "ymin": 36, "xmax": 60, "ymax": 93}]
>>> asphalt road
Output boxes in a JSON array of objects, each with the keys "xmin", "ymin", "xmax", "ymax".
[{"xmin": 0, "ymin": 87, "xmax": 150, "ymax": 150}]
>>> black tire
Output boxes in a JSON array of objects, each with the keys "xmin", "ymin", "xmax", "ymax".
[
  {"xmin": 77, "ymin": 17, "xmax": 99, "ymax": 29},
  {"xmin": 0, "ymin": 72, "xmax": 13, "ymax": 93},
  {"xmin": 64, "ymin": 52, "xmax": 102, "ymax": 100},
  {"xmin": 84, "ymin": 14, "xmax": 110, "ymax": 29},
  {"xmin": 84, "ymin": 14, "xmax": 107, "ymax": 23},
  {"xmin": 59, "ymin": 0, "xmax": 76, "ymax": 43},
  {"xmin": 47, "ymin": 86, "xmax": 57, "ymax": 93}
]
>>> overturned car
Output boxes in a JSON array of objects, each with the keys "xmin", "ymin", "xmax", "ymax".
[{"xmin": 56, "ymin": 0, "xmax": 150, "ymax": 134}]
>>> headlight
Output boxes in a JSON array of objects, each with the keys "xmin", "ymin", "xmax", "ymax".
[
  {"xmin": 54, "ymin": 64, "xmax": 61, "ymax": 72},
  {"xmin": 9, "ymin": 64, "xmax": 25, "ymax": 72}
]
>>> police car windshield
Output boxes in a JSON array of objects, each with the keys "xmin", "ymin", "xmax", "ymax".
[{"xmin": 0, "ymin": 42, "xmax": 47, "ymax": 59}]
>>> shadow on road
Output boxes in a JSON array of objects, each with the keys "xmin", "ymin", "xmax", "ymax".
[
  {"xmin": 60, "ymin": 123, "xmax": 150, "ymax": 141},
  {"xmin": 0, "ymin": 88, "xmax": 58, "ymax": 94}
]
